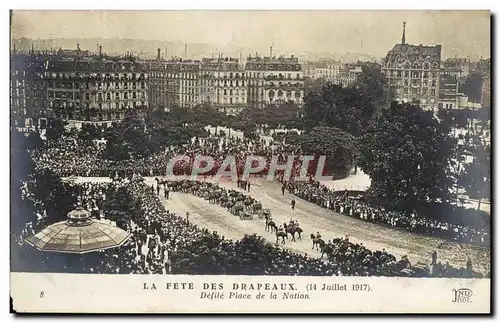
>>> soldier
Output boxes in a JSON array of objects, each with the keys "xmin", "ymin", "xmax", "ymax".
[
  {"xmin": 291, "ymin": 199, "xmax": 296, "ymax": 210},
  {"xmin": 431, "ymin": 250, "xmax": 438, "ymax": 266},
  {"xmin": 466, "ymin": 256, "xmax": 473, "ymax": 274},
  {"xmin": 281, "ymin": 183, "xmax": 286, "ymax": 195}
]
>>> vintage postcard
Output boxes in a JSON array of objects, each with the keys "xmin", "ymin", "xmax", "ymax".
[{"xmin": 10, "ymin": 10, "xmax": 491, "ymax": 314}]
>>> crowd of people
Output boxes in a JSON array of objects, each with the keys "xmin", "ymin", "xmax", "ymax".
[
  {"xmin": 14, "ymin": 127, "xmax": 488, "ymax": 278},
  {"xmin": 290, "ymin": 180, "xmax": 490, "ymax": 247},
  {"xmin": 31, "ymin": 133, "xmax": 314, "ymax": 179},
  {"xmin": 13, "ymin": 173, "xmax": 484, "ymax": 278}
]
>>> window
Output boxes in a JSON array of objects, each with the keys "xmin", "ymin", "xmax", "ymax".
[{"xmin": 224, "ymin": 89, "xmax": 227, "ymax": 95}]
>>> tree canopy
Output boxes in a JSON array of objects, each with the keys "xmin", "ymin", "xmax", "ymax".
[
  {"xmin": 302, "ymin": 64, "xmax": 388, "ymax": 137},
  {"xmin": 295, "ymin": 126, "xmax": 357, "ymax": 177},
  {"xmin": 358, "ymin": 102, "xmax": 457, "ymax": 209},
  {"xmin": 102, "ymin": 109, "xmax": 208, "ymax": 161},
  {"xmin": 459, "ymin": 146, "xmax": 490, "ymax": 207},
  {"xmin": 459, "ymin": 73, "xmax": 483, "ymax": 103}
]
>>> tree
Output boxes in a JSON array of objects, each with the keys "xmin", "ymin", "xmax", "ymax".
[
  {"xmin": 302, "ymin": 64, "xmax": 389, "ymax": 137},
  {"xmin": 26, "ymin": 169, "xmax": 77, "ymax": 225},
  {"xmin": 10, "ymin": 130, "xmax": 42, "ymax": 233},
  {"xmin": 102, "ymin": 111, "xmax": 151, "ymax": 160},
  {"xmin": 304, "ymin": 77, "xmax": 328, "ymax": 95},
  {"xmin": 295, "ymin": 126, "xmax": 357, "ymax": 177},
  {"xmin": 459, "ymin": 73, "xmax": 483, "ymax": 103},
  {"xmin": 228, "ymin": 234, "xmax": 275, "ymax": 275},
  {"xmin": 302, "ymin": 83, "xmax": 377, "ymax": 137},
  {"xmin": 459, "ymin": 146, "xmax": 490, "ymax": 209},
  {"xmin": 78, "ymin": 123, "xmax": 101, "ymax": 142},
  {"xmin": 170, "ymin": 234, "xmax": 230, "ymax": 275},
  {"xmin": 353, "ymin": 63, "xmax": 390, "ymax": 114},
  {"xmin": 263, "ymin": 103, "xmax": 301, "ymax": 130},
  {"xmin": 358, "ymin": 102, "xmax": 456, "ymax": 209},
  {"xmin": 45, "ymin": 118, "xmax": 68, "ymax": 141}
]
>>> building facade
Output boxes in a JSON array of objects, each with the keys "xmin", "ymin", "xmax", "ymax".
[
  {"xmin": 10, "ymin": 52, "xmax": 49, "ymax": 129},
  {"xmin": 438, "ymin": 74, "xmax": 459, "ymax": 110},
  {"xmin": 178, "ymin": 60, "xmax": 200, "ymax": 109},
  {"xmin": 481, "ymin": 73, "xmax": 490, "ymax": 108},
  {"xmin": 45, "ymin": 57, "xmax": 148, "ymax": 124},
  {"xmin": 245, "ymin": 55, "xmax": 304, "ymax": 109},
  {"xmin": 143, "ymin": 52, "xmax": 201, "ymax": 110},
  {"xmin": 144, "ymin": 54, "xmax": 181, "ymax": 110},
  {"xmin": 315, "ymin": 64, "xmax": 341, "ymax": 82},
  {"xmin": 200, "ymin": 57, "xmax": 247, "ymax": 115},
  {"xmin": 336, "ymin": 64, "xmax": 363, "ymax": 87},
  {"xmin": 11, "ymin": 49, "xmax": 149, "ymax": 128},
  {"xmin": 382, "ymin": 23, "xmax": 442, "ymax": 110}
]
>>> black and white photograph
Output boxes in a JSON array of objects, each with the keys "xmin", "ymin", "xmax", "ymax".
[{"xmin": 8, "ymin": 9, "xmax": 491, "ymax": 313}]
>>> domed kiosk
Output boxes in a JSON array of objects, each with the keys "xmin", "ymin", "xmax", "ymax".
[{"xmin": 25, "ymin": 205, "xmax": 131, "ymax": 254}]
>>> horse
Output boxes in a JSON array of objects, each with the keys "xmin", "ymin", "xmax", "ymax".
[
  {"xmin": 275, "ymin": 231, "xmax": 287, "ymax": 245},
  {"xmin": 320, "ymin": 243, "xmax": 335, "ymax": 260},
  {"xmin": 243, "ymin": 197, "xmax": 254, "ymax": 209},
  {"xmin": 231, "ymin": 202, "xmax": 244, "ymax": 216},
  {"xmin": 266, "ymin": 218, "xmax": 277, "ymax": 233},
  {"xmin": 259, "ymin": 208, "xmax": 271, "ymax": 220},
  {"xmin": 285, "ymin": 224, "xmax": 303, "ymax": 242},
  {"xmin": 310, "ymin": 234, "xmax": 325, "ymax": 251}
]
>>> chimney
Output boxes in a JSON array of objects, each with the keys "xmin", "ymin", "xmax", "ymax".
[
  {"xmin": 77, "ymin": 43, "xmax": 80, "ymax": 51},
  {"xmin": 157, "ymin": 48, "xmax": 161, "ymax": 60},
  {"xmin": 99, "ymin": 45, "xmax": 102, "ymax": 57},
  {"xmin": 185, "ymin": 44, "xmax": 188, "ymax": 58},
  {"xmin": 401, "ymin": 21, "xmax": 406, "ymax": 45},
  {"xmin": 270, "ymin": 45, "xmax": 273, "ymax": 58},
  {"xmin": 31, "ymin": 43, "xmax": 34, "ymax": 54}
]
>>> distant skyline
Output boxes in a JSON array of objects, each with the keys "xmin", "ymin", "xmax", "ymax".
[{"xmin": 11, "ymin": 10, "xmax": 491, "ymax": 59}]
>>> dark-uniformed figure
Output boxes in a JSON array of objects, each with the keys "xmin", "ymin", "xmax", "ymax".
[
  {"xmin": 291, "ymin": 199, "xmax": 296, "ymax": 210},
  {"xmin": 431, "ymin": 250, "xmax": 437, "ymax": 265}
]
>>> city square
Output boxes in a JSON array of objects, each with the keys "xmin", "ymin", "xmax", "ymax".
[{"xmin": 10, "ymin": 11, "xmax": 491, "ymax": 280}]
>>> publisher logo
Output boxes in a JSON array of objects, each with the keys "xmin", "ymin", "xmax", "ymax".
[{"xmin": 452, "ymin": 288, "xmax": 473, "ymax": 303}]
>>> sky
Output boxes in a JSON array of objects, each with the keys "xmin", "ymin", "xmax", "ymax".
[{"xmin": 11, "ymin": 10, "xmax": 491, "ymax": 59}]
